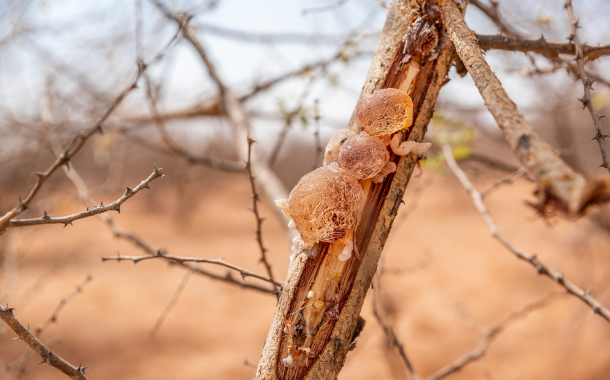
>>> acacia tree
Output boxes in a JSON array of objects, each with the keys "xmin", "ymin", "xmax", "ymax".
[{"xmin": 0, "ymin": 0, "xmax": 610, "ymax": 379}]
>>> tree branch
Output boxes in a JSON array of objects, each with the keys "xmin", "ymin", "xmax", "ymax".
[
  {"xmin": 425, "ymin": 292, "xmax": 561, "ymax": 380},
  {"xmin": 153, "ymin": 0, "xmax": 291, "ymax": 226},
  {"xmin": 0, "ymin": 19, "xmax": 184, "ymax": 234},
  {"xmin": 246, "ymin": 138, "xmax": 276, "ymax": 281},
  {"xmin": 476, "ymin": 34, "xmax": 610, "ymax": 61},
  {"xmin": 443, "ymin": 144, "xmax": 610, "ymax": 324},
  {"xmin": 440, "ymin": 0, "xmax": 610, "ymax": 216},
  {"xmin": 470, "ymin": 0, "xmax": 610, "ymax": 87},
  {"xmin": 565, "ymin": 0, "xmax": 610, "ymax": 173},
  {"xmin": 0, "ymin": 306, "xmax": 89, "ymax": 380},
  {"xmin": 7, "ymin": 168, "xmax": 163, "ymax": 228},
  {"xmin": 101, "ymin": 251, "xmax": 283, "ymax": 287}
]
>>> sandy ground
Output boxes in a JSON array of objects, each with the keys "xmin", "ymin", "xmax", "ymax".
[{"xmin": 1, "ymin": 164, "xmax": 609, "ymax": 380}]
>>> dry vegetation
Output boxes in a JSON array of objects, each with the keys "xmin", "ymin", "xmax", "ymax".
[{"xmin": 1, "ymin": 0, "xmax": 610, "ymax": 379}]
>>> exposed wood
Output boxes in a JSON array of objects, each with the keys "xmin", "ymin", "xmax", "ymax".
[{"xmin": 255, "ymin": 1, "xmax": 454, "ymax": 378}]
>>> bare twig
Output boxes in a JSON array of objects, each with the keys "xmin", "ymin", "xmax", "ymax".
[
  {"xmin": 150, "ymin": 269, "xmax": 193, "ymax": 336},
  {"xmin": 0, "ymin": 18, "xmax": 184, "ymax": 234},
  {"xmin": 101, "ymin": 251, "xmax": 283, "ymax": 287},
  {"xmin": 52, "ymin": 150, "xmax": 275, "ymax": 295},
  {"xmin": 246, "ymin": 138, "xmax": 275, "ymax": 281},
  {"xmin": 0, "ymin": 336, "xmax": 62, "ymax": 380},
  {"xmin": 565, "ymin": 0, "xmax": 610, "ymax": 173},
  {"xmin": 443, "ymin": 144, "xmax": 610, "ymax": 323},
  {"xmin": 372, "ymin": 263, "xmax": 421, "ymax": 380},
  {"xmin": 470, "ymin": 0, "xmax": 610, "ymax": 87},
  {"xmin": 142, "ymin": 74, "xmax": 244, "ymax": 172},
  {"xmin": 302, "ymin": 0, "xmax": 349, "ymax": 15},
  {"xmin": 425, "ymin": 293, "xmax": 561, "ymax": 380},
  {"xmin": 0, "ymin": 306, "xmax": 89, "ymax": 380},
  {"xmin": 12, "ymin": 276, "xmax": 92, "ymax": 380},
  {"xmin": 440, "ymin": 1, "xmax": 610, "ymax": 215},
  {"xmin": 480, "ymin": 167, "xmax": 527, "ymax": 198},
  {"xmin": 153, "ymin": 0, "xmax": 290, "ymax": 223},
  {"xmin": 312, "ymin": 99, "xmax": 323, "ymax": 170},
  {"xmin": 476, "ymin": 34, "xmax": 610, "ymax": 61},
  {"xmin": 7, "ymin": 168, "xmax": 163, "ymax": 228},
  {"xmin": 34, "ymin": 276, "xmax": 92, "ymax": 336}
]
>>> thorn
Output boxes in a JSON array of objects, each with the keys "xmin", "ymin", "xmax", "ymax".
[
  {"xmin": 598, "ymin": 115, "xmax": 607, "ymax": 120},
  {"xmin": 539, "ymin": 34, "xmax": 546, "ymax": 42},
  {"xmin": 100, "ymin": 201, "xmax": 104, "ymax": 207},
  {"xmin": 399, "ymin": 199, "xmax": 405, "ymax": 205},
  {"xmin": 144, "ymin": 184, "xmax": 151, "ymax": 190},
  {"xmin": 34, "ymin": 172, "xmax": 44, "ymax": 178},
  {"xmin": 536, "ymin": 265, "xmax": 543, "ymax": 274},
  {"xmin": 63, "ymin": 221, "xmax": 74, "ymax": 228},
  {"xmin": 98, "ymin": 125, "xmax": 104, "ymax": 134},
  {"xmin": 64, "ymin": 160, "xmax": 70, "ymax": 170},
  {"xmin": 115, "ymin": 206, "xmax": 121, "ymax": 214},
  {"xmin": 3, "ymin": 304, "xmax": 15, "ymax": 314},
  {"xmin": 43, "ymin": 210, "xmax": 50, "ymax": 220},
  {"xmin": 125, "ymin": 186, "xmax": 133, "ymax": 195},
  {"xmin": 578, "ymin": 96, "xmax": 587, "ymax": 105},
  {"xmin": 593, "ymin": 306, "xmax": 600, "ymax": 315},
  {"xmin": 555, "ymin": 274, "xmax": 564, "ymax": 283},
  {"xmin": 87, "ymin": 206, "xmax": 89, "ymax": 211},
  {"xmin": 584, "ymin": 290, "xmax": 591, "ymax": 296},
  {"xmin": 600, "ymin": 162, "xmax": 609, "ymax": 169}
]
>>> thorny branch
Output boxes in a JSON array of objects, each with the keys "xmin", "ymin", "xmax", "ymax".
[
  {"xmin": 10, "ymin": 276, "xmax": 92, "ymax": 380},
  {"xmin": 440, "ymin": 0, "xmax": 610, "ymax": 216},
  {"xmin": 0, "ymin": 307, "xmax": 89, "ymax": 380},
  {"xmin": 372, "ymin": 266, "xmax": 421, "ymax": 380},
  {"xmin": 153, "ymin": 0, "xmax": 290, "ymax": 225},
  {"xmin": 246, "ymin": 138, "xmax": 275, "ymax": 282},
  {"xmin": 7, "ymin": 169, "xmax": 163, "ymax": 229},
  {"xmin": 565, "ymin": 0, "xmax": 610, "ymax": 174},
  {"xmin": 443, "ymin": 144, "xmax": 610, "ymax": 324},
  {"xmin": 53, "ymin": 151, "xmax": 276, "ymax": 295},
  {"xmin": 142, "ymin": 74, "xmax": 244, "ymax": 172},
  {"xmin": 476, "ymin": 34, "xmax": 610, "ymax": 61},
  {"xmin": 470, "ymin": 0, "xmax": 610, "ymax": 87},
  {"xmin": 33, "ymin": 276, "xmax": 92, "ymax": 337},
  {"xmin": 101, "ymin": 251, "xmax": 283, "ymax": 287},
  {"xmin": 0, "ymin": 337, "xmax": 62, "ymax": 380},
  {"xmin": 0, "ymin": 18, "xmax": 184, "ymax": 234},
  {"xmin": 425, "ymin": 293, "xmax": 561, "ymax": 380}
]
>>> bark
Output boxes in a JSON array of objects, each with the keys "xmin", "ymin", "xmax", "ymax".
[
  {"xmin": 255, "ymin": 1, "xmax": 453, "ymax": 378},
  {"xmin": 440, "ymin": 0, "xmax": 610, "ymax": 215}
]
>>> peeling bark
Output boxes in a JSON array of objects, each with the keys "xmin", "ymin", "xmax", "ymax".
[{"xmin": 255, "ymin": 1, "xmax": 453, "ymax": 378}]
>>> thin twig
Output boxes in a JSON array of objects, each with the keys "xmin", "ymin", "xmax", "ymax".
[
  {"xmin": 0, "ymin": 307, "xmax": 89, "ymax": 380},
  {"xmin": 372, "ymin": 262, "xmax": 421, "ymax": 380},
  {"xmin": 480, "ymin": 167, "xmax": 527, "ymax": 198},
  {"xmin": 301, "ymin": 0, "xmax": 350, "ymax": 15},
  {"xmin": 476, "ymin": 34, "xmax": 610, "ymax": 61},
  {"xmin": 34, "ymin": 276, "xmax": 92, "ymax": 336},
  {"xmin": 425, "ymin": 293, "xmax": 561, "ymax": 380},
  {"xmin": 8, "ymin": 168, "xmax": 163, "ymax": 228},
  {"xmin": 0, "ymin": 18, "xmax": 184, "ymax": 234},
  {"xmin": 246, "ymin": 138, "xmax": 275, "ymax": 281},
  {"xmin": 443, "ymin": 144, "xmax": 610, "ymax": 323},
  {"xmin": 13, "ymin": 276, "xmax": 92, "ymax": 380},
  {"xmin": 0, "ymin": 336, "xmax": 62, "ymax": 380},
  {"xmin": 470, "ymin": 0, "xmax": 610, "ymax": 87},
  {"xmin": 312, "ymin": 99, "xmax": 323, "ymax": 170},
  {"xmin": 565, "ymin": 0, "xmax": 610, "ymax": 173},
  {"xmin": 101, "ymin": 251, "xmax": 283, "ymax": 287},
  {"xmin": 150, "ymin": 269, "xmax": 193, "ymax": 336}
]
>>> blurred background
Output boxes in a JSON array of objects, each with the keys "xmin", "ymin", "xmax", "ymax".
[{"xmin": 1, "ymin": 0, "xmax": 610, "ymax": 379}]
